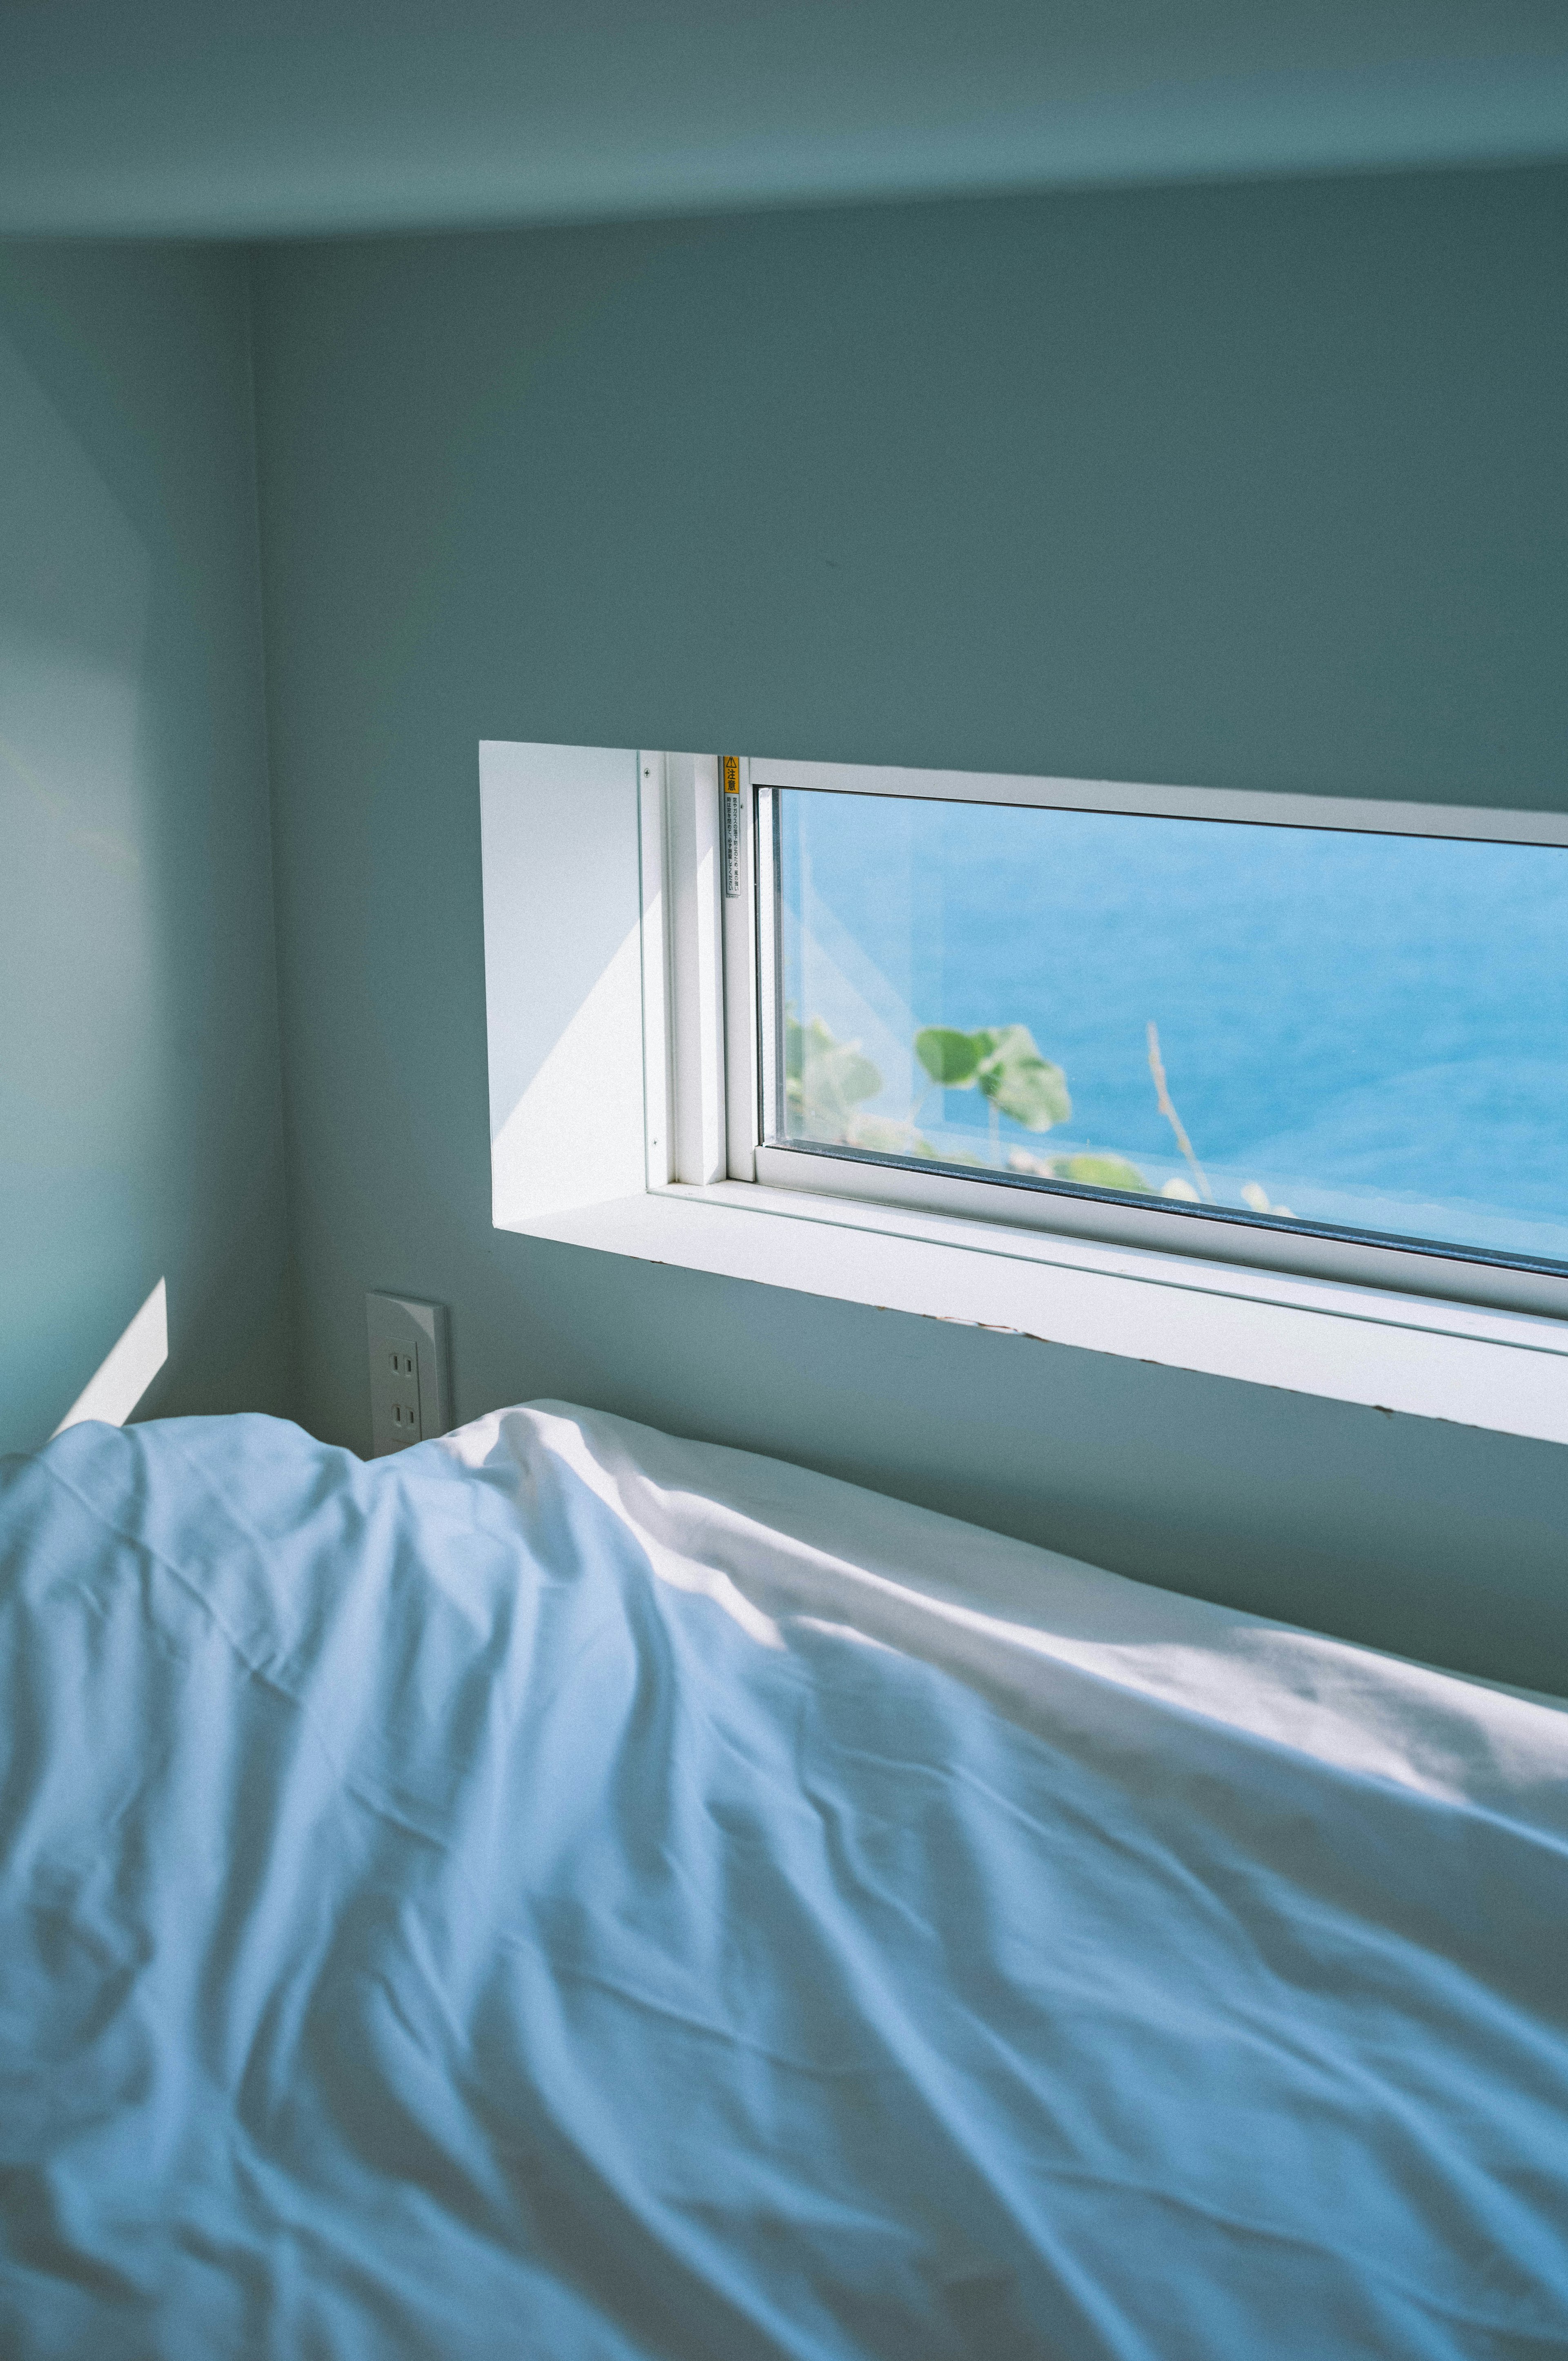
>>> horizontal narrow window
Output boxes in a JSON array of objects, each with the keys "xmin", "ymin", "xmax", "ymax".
[
  {"xmin": 479, "ymin": 743, "xmax": 1568, "ymax": 1438},
  {"xmin": 759, "ymin": 785, "xmax": 1568, "ymax": 1274}
]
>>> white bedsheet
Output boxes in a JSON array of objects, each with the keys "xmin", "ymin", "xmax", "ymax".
[{"xmin": 0, "ymin": 1397, "xmax": 1564, "ymax": 2358}]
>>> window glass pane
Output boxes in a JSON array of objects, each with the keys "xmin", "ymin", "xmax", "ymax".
[{"xmin": 770, "ymin": 788, "xmax": 1568, "ymax": 1270}]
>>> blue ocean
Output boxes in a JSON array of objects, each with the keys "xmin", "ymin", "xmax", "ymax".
[{"xmin": 779, "ymin": 790, "xmax": 1568, "ymax": 1266}]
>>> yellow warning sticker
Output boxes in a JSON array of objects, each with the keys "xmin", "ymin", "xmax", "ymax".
[{"xmin": 721, "ymin": 758, "xmax": 742, "ymax": 896}]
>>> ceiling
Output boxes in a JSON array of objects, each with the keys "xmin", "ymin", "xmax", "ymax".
[{"xmin": 2, "ymin": 0, "xmax": 1566, "ymax": 241}]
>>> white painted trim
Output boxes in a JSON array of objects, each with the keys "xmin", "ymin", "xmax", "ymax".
[
  {"xmin": 480, "ymin": 740, "xmax": 646, "ymax": 1224},
  {"xmin": 755, "ymin": 1144, "xmax": 1568, "ymax": 1323},
  {"xmin": 499, "ymin": 1181, "xmax": 1568, "ymax": 1449},
  {"xmin": 637, "ymin": 753, "xmax": 672, "ymax": 1189},
  {"xmin": 751, "ymin": 756, "xmax": 1568, "ymax": 847},
  {"xmin": 481, "ymin": 739, "xmax": 1568, "ymax": 1447},
  {"xmin": 754, "ymin": 784, "xmax": 782, "ymax": 1150},
  {"xmin": 722, "ymin": 756, "xmax": 760, "ymax": 1182},
  {"xmin": 665, "ymin": 753, "xmax": 727, "ymax": 1185}
]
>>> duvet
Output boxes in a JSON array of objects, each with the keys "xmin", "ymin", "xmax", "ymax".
[{"xmin": 1, "ymin": 1401, "xmax": 1565, "ymax": 2359}]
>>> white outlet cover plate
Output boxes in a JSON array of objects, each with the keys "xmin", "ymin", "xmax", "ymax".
[{"xmin": 367, "ymin": 1292, "xmax": 451, "ymax": 1456}]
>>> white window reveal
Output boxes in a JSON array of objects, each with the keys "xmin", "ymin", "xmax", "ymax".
[{"xmin": 478, "ymin": 742, "xmax": 1568, "ymax": 1446}]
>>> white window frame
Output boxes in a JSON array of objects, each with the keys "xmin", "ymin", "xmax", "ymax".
[
  {"xmin": 728, "ymin": 754, "xmax": 1568, "ymax": 1312},
  {"xmin": 479, "ymin": 741, "xmax": 1568, "ymax": 1449}
]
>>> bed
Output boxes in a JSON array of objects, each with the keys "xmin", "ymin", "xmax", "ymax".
[{"xmin": 1, "ymin": 1400, "xmax": 1564, "ymax": 2359}]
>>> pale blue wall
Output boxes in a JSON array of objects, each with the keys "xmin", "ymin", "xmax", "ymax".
[
  {"xmin": 6, "ymin": 1, "xmax": 1566, "ymax": 242},
  {"xmin": 0, "ymin": 243, "xmax": 290, "ymax": 1450},
  {"xmin": 252, "ymin": 166, "xmax": 1568, "ymax": 1691}
]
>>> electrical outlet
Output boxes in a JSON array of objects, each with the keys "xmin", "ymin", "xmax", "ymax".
[
  {"xmin": 366, "ymin": 1293, "xmax": 451, "ymax": 1456},
  {"xmin": 385, "ymin": 1338, "xmax": 421, "ymax": 1444}
]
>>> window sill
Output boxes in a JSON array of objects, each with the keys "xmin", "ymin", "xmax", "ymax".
[
  {"xmin": 478, "ymin": 741, "xmax": 1568, "ymax": 1450},
  {"xmin": 499, "ymin": 1178, "xmax": 1568, "ymax": 1449}
]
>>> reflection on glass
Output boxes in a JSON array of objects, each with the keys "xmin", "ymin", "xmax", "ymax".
[{"xmin": 771, "ymin": 789, "xmax": 1568, "ymax": 1268}]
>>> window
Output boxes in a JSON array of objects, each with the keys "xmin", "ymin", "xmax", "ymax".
[
  {"xmin": 479, "ymin": 742, "xmax": 1568, "ymax": 1445},
  {"xmin": 744, "ymin": 768, "xmax": 1568, "ymax": 1284}
]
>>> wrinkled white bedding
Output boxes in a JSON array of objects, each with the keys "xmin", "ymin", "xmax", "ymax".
[{"xmin": 1, "ymin": 1397, "xmax": 1564, "ymax": 2359}]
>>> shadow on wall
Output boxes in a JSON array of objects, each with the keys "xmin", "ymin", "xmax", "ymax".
[
  {"xmin": 0, "ymin": 243, "xmax": 290, "ymax": 1452},
  {"xmin": 0, "ymin": 314, "xmax": 161, "ymax": 1446}
]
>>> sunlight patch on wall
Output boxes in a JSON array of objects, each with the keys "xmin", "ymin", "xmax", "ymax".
[{"xmin": 51, "ymin": 1276, "xmax": 167, "ymax": 1436}]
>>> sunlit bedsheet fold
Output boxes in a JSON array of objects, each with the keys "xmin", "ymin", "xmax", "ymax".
[{"xmin": 1, "ymin": 1399, "xmax": 1564, "ymax": 2360}]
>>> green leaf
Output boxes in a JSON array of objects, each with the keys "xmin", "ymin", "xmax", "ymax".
[
  {"xmin": 847, "ymin": 1115, "xmax": 929, "ymax": 1156},
  {"xmin": 973, "ymin": 1025, "xmax": 1071, "ymax": 1131},
  {"xmin": 815, "ymin": 1042, "xmax": 882, "ymax": 1109},
  {"xmin": 1052, "ymin": 1153, "xmax": 1149, "ymax": 1193},
  {"xmin": 784, "ymin": 1009, "xmax": 806, "ymax": 1085},
  {"xmin": 786, "ymin": 1015, "xmax": 883, "ymax": 1142},
  {"xmin": 914, "ymin": 1027, "xmax": 984, "ymax": 1087}
]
